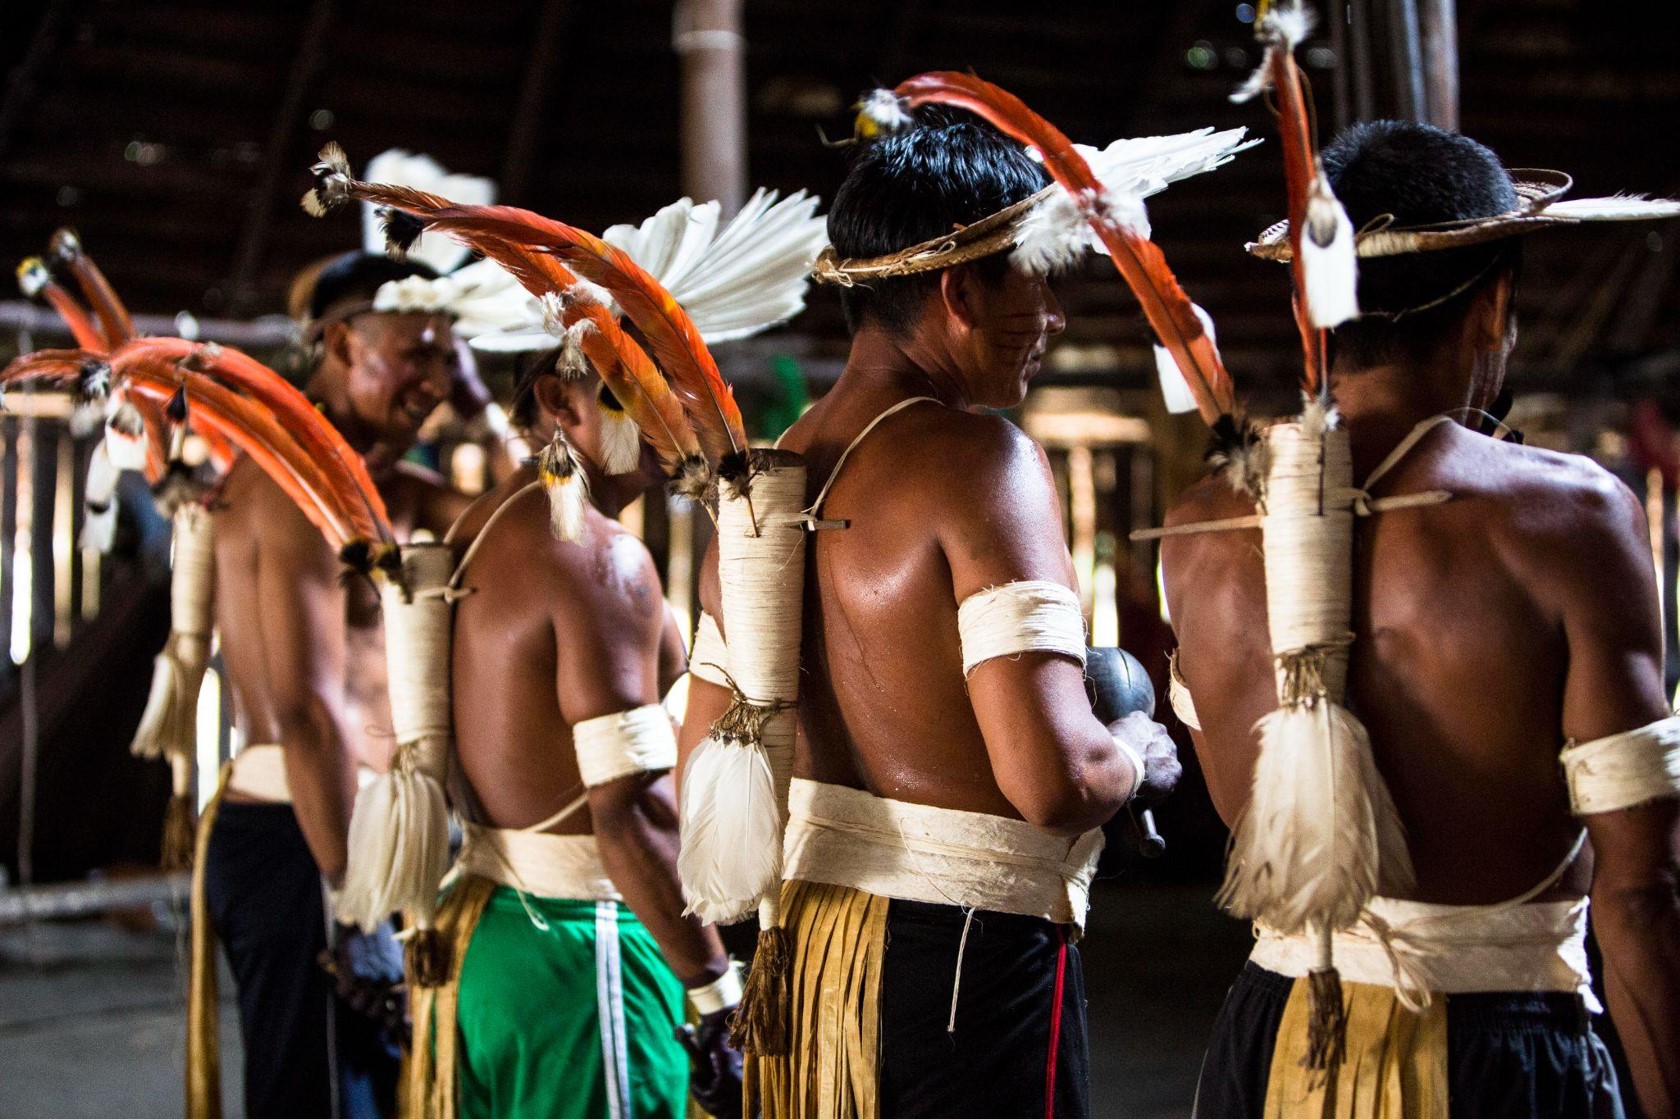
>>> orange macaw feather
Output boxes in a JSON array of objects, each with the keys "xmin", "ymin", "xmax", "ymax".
[
  {"xmin": 1266, "ymin": 46, "xmax": 1327, "ymax": 397},
  {"xmin": 50, "ymin": 231, "xmax": 134, "ymax": 348},
  {"xmin": 119, "ymin": 337, "xmax": 391, "ymax": 539},
  {"xmin": 326, "ymin": 174, "xmax": 708, "ymax": 474},
  {"xmin": 894, "ymin": 71, "xmax": 1238, "ymax": 427}
]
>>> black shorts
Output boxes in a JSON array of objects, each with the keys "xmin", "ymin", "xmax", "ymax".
[
  {"xmin": 878, "ymin": 898, "xmax": 1089, "ymax": 1118},
  {"xmin": 203, "ymin": 801, "xmax": 398, "ymax": 1119},
  {"xmin": 1194, "ymin": 963, "xmax": 1625, "ymax": 1119}
]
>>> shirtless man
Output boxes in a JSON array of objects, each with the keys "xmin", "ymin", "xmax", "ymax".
[
  {"xmin": 203, "ymin": 251, "xmax": 468, "ymax": 1119},
  {"xmin": 437, "ymin": 350, "xmax": 740, "ymax": 1119},
  {"xmin": 1168, "ymin": 121, "xmax": 1680, "ymax": 1118},
  {"xmin": 683, "ymin": 112, "xmax": 1180, "ymax": 1118}
]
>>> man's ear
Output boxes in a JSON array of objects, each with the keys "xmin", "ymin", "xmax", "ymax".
[
  {"xmin": 1471, "ymin": 270, "xmax": 1515, "ymax": 353},
  {"xmin": 323, "ymin": 320, "xmax": 356, "ymax": 369},
  {"xmin": 938, "ymin": 264, "xmax": 982, "ymax": 333},
  {"xmin": 532, "ymin": 373, "xmax": 582, "ymax": 432}
]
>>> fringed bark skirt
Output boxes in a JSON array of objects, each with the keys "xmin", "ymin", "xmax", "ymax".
[
  {"xmin": 746, "ymin": 879, "xmax": 1090, "ymax": 1119},
  {"xmin": 1194, "ymin": 963, "xmax": 1625, "ymax": 1119}
]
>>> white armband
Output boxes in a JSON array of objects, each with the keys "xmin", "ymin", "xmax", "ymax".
[
  {"xmin": 957, "ymin": 580, "xmax": 1087, "ymax": 677},
  {"xmin": 573, "ymin": 704, "xmax": 678, "ymax": 788},
  {"xmin": 689, "ymin": 611, "xmax": 731, "ymax": 688},
  {"xmin": 686, "ymin": 961, "xmax": 744, "ymax": 1016},
  {"xmin": 1167, "ymin": 652, "xmax": 1201, "ymax": 731},
  {"xmin": 1560, "ymin": 716, "xmax": 1680, "ymax": 815}
]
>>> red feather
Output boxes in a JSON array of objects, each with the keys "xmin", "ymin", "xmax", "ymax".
[
  {"xmin": 50, "ymin": 232, "xmax": 134, "ymax": 348},
  {"xmin": 1265, "ymin": 47, "xmax": 1327, "ymax": 396},
  {"xmin": 894, "ymin": 72, "xmax": 1238, "ymax": 427}
]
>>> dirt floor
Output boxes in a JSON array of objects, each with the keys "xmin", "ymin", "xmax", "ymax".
[{"xmin": 0, "ymin": 879, "xmax": 1250, "ymax": 1119}]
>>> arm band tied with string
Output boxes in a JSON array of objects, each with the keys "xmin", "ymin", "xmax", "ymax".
[
  {"xmin": 1561, "ymin": 715, "xmax": 1680, "ymax": 815},
  {"xmin": 957, "ymin": 580, "xmax": 1087, "ymax": 677},
  {"xmin": 573, "ymin": 704, "xmax": 679, "ymax": 788},
  {"xmin": 689, "ymin": 610, "xmax": 731, "ymax": 688}
]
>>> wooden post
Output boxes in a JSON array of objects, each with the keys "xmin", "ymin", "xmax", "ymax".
[
  {"xmin": 673, "ymin": 0, "xmax": 747, "ymax": 217},
  {"xmin": 1417, "ymin": 0, "xmax": 1459, "ymax": 129}
]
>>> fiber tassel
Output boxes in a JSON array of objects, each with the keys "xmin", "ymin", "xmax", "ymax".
[
  {"xmin": 1305, "ymin": 923, "xmax": 1347, "ymax": 1079},
  {"xmin": 732, "ymin": 922, "xmax": 791, "ymax": 1057},
  {"xmin": 161, "ymin": 753, "xmax": 196, "ymax": 871},
  {"xmin": 336, "ymin": 747, "xmax": 452, "ymax": 931},
  {"xmin": 595, "ymin": 386, "xmax": 642, "ymax": 475},
  {"xmin": 1300, "ymin": 170, "xmax": 1359, "ymax": 329},
  {"xmin": 677, "ymin": 705, "xmax": 783, "ymax": 925},
  {"xmin": 404, "ymin": 925, "xmax": 449, "ymax": 990},
  {"xmin": 537, "ymin": 430, "xmax": 589, "ymax": 542}
]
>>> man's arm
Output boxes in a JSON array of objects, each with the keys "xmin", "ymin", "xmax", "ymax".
[
  {"xmin": 676, "ymin": 538, "xmax": 731, "ymax": 788},
  {"xmin": 555, "ymin": 536, "xmax": 730, "ymax": 987},
  {"xmin": 942, "ymin": 420, "xmax": 1167, "ymax": 835},
  {"xmin": 1555, "ymin": 473, "xmax": 1680, "ymax": 1119},
  {"xmin": 254, "ymin": 483, "xmax": 357, "ymax": 884}
]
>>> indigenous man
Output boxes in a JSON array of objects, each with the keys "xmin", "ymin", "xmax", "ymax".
[
  {"xmin": 202, "ymin": 250, "xmax": 470, "ymax": 1119},
  {"xmin": 434, "ymin": 348, "xmax": 741, "ymax": 1119},
  {"xmin": 683, "ymin": 111, "xmax": 1183, "ymax": 1118},
  {"xmin": 1168, "ymin": 121, "xmax": 1680, "ymax": 1118}
]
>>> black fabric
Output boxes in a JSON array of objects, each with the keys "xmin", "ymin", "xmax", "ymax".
[
  {"xmin": 877, "ymin": 898, "xmax": 1089, "ymax": 1119},
  {"xmin": 203, "ymin": 801, "xmax": 399, "ymax": 1119},
  {"xmin": 1193, "ymin": 963, "xmax": 1627, "ymax": 1119}
]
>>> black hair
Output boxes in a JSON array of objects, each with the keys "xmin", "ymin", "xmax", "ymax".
[
  {"xmin": 307, "ymin": 251, "xmax": 440, "ymax": 322},
  {"xmin": 828, "ymin": 105, "xmax": 1049, "ymax": 336},
  {"xmin": 1321, "ymin": 120, "xmax": 1522, "ymax": 367}
]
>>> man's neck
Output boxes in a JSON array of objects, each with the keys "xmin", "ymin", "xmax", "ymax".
[
  {"xmin": 835, "ymin": 328, "xmax": 971, "ymax": 410},
  {"xmin": 1331, "ymin": 356, "xmax": 1478, "ymax": 479}
]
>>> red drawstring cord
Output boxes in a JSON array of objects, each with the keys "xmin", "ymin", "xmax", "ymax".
[{"xmin": 1044, "ymin": 928, "xmax": 1069, "ymax": 1119}]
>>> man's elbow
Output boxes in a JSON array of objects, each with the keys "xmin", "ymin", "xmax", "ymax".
[{"xmin": 1010, "ymin": 781, "xmax": 1115, "ymax": 837}]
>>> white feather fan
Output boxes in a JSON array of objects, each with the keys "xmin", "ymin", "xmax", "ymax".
[{"xmin": 360, "ymin": 149, "xmax": 495, "ymax": 276}]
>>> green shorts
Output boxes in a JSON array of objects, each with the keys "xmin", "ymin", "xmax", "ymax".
[{"xmin": 455, "ymin": 889, "xmax": 688, "ymax": 1119}]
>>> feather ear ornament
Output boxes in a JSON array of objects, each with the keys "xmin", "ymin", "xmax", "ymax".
[
  {"xmin": 537, "ymin": 428, "xmax": 589, "ymax": 542},
  {"xmin": 855, "ymin": 89, "xmax": 913, "ymax": 138},
  {"xmin": 1300, "ymin": 169, "xmax": 1359, "ymax": 330},
  {"xmin": 596, "ymin": 386, "xmax": 642, "ymax": 476}
]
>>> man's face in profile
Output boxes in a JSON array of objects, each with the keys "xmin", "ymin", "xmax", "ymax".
[
  {"xmin": 954, "ymin": 266, "xmax": 1066, "ymax": 411},
  {"xmin": 340, "ymin": 312, "xmax": 457, "ymax": 445}
]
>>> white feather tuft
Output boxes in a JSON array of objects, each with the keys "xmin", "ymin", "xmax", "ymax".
[
  {"xmin": 359, "ymin": 149, "xmax": 495, "ymax": 274},
  {"xmin": 80, "ymin": 442, "xmax": 118, "ymax": 553},
  {"xmin": 677, "ymin": 733, "xmax": 783, "ymax": 926},
  {"xmin": 1010, "ymin": 189, "xmax": 1092, "ymax": 275},
  {"xmin": 596, "ymin": 396, "xmax": 643, "ymax": 476},
  {"xmin": 538, "ymin": 433, "xmax": 590, "ymax": 543},
  {"xmin": 1262, "ymin": 1, "xmax": 1315, "ymax": 49},
  {"xmin": 1230, "ymin": 49, "xmax": 1278, "ymax": 104},
  {"xmin": 857, "ymin": 89, "xmax": 913, "ymax": 133},
  {"xmin": 301, "ymin": 142, "xmax": 353, "ymax": 217},
  {"xmin": 1300, "ymin": 173, "xmax": 1360, "ymax": 329},
  {"xmin": 1217, "ymin": 700, "xmax": 1414, "ymax": 934},
  {"xmin": 333, "ymin": 768, "xmax": 452, "ymax": 932},
  {"xmin": 1154, "ymin": 303, "xmax": 1219, "ymax": 415},
  {"xmin": 104, "ymin": 396, "xmax": 149, "ymax": 473},
  {"xmin": 16, "ymin": 258, "xmax": 50, "ymax": 299}
]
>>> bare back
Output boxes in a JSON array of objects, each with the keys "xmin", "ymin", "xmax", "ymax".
[
  {"xmin": 772, "ymin": 390, "xmax": 1085, "ymax": 820},
  {"xmin": 449, "ymin": 476, "xmax": 670, "ymax": 835},
  {"xmin": 1164, "ymin": 421, "xmax": 1667, "ymax": 905}
]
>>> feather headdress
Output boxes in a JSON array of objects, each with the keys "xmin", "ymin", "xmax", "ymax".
[{"xmin": 874, "ymin": 71, "xmax": 1241, "ymax": 431}]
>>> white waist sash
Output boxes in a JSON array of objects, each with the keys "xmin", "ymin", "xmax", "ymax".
[
  {"xmin": 1250, "ymin": 894, "xmax": 1599, "ymax": 1012},
  {"xmin": 781, "ymin": 777, "xmax": 1104, "ymax": 930},
  {"xmin": 226, "ymin": 744, "xmax": 290, "ymax": 802},
  {"xmin": 225, "ymin": 744, "xmax": 379, "ymax": 804},
  {"xmin": 457, "ymin": 823, "xmax": 622, "ymax": 902}
]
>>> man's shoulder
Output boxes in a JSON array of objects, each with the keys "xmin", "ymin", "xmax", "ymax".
[
  {"xmin": 1456, "ymin": 435, "xmax": 1639, "ymax": 544},
  {"xmin": 894, "ymin": 408, "xmax": 1049, "ymax": 498},
  {"xmin": 465, "ymin": 489, "xmax": 659, "ymax": 619}
]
